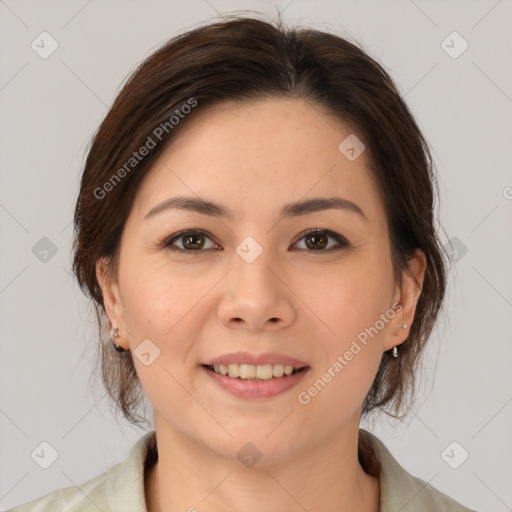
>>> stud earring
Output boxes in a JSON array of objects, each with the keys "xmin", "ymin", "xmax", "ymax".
[
  {"xmin": 390, "ymin": 324, "xmax": 408, "ymax": 358},
  {"xmin": 110, "ymin": 326, "xmax": 128, "ymax": 352}
]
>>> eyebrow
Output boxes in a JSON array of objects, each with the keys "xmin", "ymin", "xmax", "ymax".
[{"xmin": 144, "ymin": 195, "xmax": 368, "ymax": 222}]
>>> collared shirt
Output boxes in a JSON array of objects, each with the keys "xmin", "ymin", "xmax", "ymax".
[{"xmin": 9, "ymin": 429, "xmax": 477, "ymax": 511}]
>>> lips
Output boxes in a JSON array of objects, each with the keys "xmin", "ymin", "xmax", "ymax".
[
  {"xmin": 201, "ymin": 364, "xmax": 310, "ymax": 399},
  {"xmin": 202, "ymin": 351, "xmax": 309, "ymax": 368}
]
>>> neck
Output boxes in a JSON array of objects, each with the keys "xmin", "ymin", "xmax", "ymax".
[{"xmin": 144, "ymin": 418, "xmax": 380, "ymax": 512}]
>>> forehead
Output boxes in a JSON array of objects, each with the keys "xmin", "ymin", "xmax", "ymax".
[{"xmin": 131, "ymin": 98, "xmax": 386, "ymax": 226}]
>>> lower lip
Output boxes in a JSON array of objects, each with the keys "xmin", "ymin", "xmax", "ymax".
[{"xmin": 201, "ymin": 365, "xmax": 310, "ymax": 399}]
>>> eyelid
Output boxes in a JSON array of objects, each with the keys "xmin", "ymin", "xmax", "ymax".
[
  {"xmin": 293, "ymin": 228, "xmax": 350, "ymax": 250},
  {"xmin": 162, "ymin": 229, "xmax": 221, "ymax": 251},
  {"xmin": 162, "ymin": 228, "xmax": 350, "ymax": 252}
]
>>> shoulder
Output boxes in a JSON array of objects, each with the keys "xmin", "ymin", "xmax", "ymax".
[
  {"xmin": 359, "ymin": 429, "xmax": 478, "ymax": 512},
  {"xmin": 8, "ymin": 471, "xmax": 109, "ymax": 512},
  {"xmin": 8, "ymin": 431, "xmax": 157, "ymax": 512}
]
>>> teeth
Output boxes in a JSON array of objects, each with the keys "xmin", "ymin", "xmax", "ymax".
[
  {"xmin": 208, "ymin": 363, "xmax": 302, "ymax": 380},
  {"xmin": 273, "ymin": 364, "xmax": 284, "ymax": 377},
  {"xmin": 284, "ymin": 365, "xmax": 294, "ymax": 376},
  {"xmin": 228, "ymin": 363, "xmax": 240, "ymax": 378},
  {"xmin": 256, "ymin": 365, "xmax": 273, "ymax": 379}
]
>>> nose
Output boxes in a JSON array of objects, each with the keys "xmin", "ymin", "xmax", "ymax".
[{"xmin": 217, "ymin": 250, "xmax": 295, "ymax": 332}]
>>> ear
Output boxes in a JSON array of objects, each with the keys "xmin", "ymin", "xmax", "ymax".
[
  {"xmin": 96, "ymin": 258, "xmax": 128, "ymax": 349},
  {"xmin": 383, "ymin": 248, "xmax": 427, "ymax": 351}
]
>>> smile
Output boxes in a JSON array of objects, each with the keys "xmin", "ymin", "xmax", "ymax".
[
  {"xmin": 204, "ymin": 363, "xmax": 306, "ymax": 380},
  {"xmin": 201, "ymin": 364, "xmax": 310, "ymax": 399}
]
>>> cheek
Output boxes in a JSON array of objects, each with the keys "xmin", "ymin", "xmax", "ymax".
[
  {"xmin": 311, "ymin": 254, "xmax": 395, "ymax": 340},
  {"xmin": 120, "ymin": 258, "xmax": 201, "ymax": 338},
  {"xmin": 298, "ymin": 282, "xmax": 389, "ymax": 426},
  {"xmin": 119, "ymin": 262, "xmax": 214, "ymax": 394},
  {"xmin": 120, "ymin": 269, "xmax": 205, "ymax": 411},
  {"xmin": 303, "ymin": 252, "xmax": 394, "ymax": 400}
]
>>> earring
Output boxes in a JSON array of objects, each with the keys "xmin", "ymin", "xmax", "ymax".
[
  {"xmin": 391, "ymin": 324, "xmax": 408, "ymax": 357},
  {"xmin": 110, "ymin": 326, "xmax": 128, "ymax": 352}
]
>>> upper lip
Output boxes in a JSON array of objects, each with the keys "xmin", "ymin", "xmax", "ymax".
[{"xmin": 202, "ymin": 351, "xmax": 309, "ymax": 368}]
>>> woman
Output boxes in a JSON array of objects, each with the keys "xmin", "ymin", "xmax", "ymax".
[{"xmin": 11, "ymin": 15, "xmax": 478, "ymax": 512}]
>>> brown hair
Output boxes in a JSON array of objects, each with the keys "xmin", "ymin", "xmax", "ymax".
[{"xmin": 72, "ymin": 14, "xmax": 446, "ymax": 429}]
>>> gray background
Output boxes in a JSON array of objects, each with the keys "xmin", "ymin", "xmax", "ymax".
[{"xmin": 1, "ymin": 0, "xmax": 511, "ymax": 510}]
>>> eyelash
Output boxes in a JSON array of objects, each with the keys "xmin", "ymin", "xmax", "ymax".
[{"xmin": 161, "ymin": 228, "xmax": 350, "ymax": 253}]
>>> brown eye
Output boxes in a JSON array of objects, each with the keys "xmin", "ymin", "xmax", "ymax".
[
  {"xmin": 305, "ymin": 232, "xmax": 328, "ymax": 250},
  {"xmin": 182, "ymin": 233, "xmax": 205, "ymax": 250},
  {"xmin": 163, "ymin": 228, "xmax": 349, "ymax": 254},
  {"xmin": 164, "ymin": 230, "xmax": 219, "ymax": 251},
  {"xmin": 294, "ymin": 229, "xmax": 349, "ymax": 252}
]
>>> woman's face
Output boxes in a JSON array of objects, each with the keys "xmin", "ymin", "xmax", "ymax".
[{"xmin": 98, "ymin": 98, "xmax": 425, "ymax": 462}]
